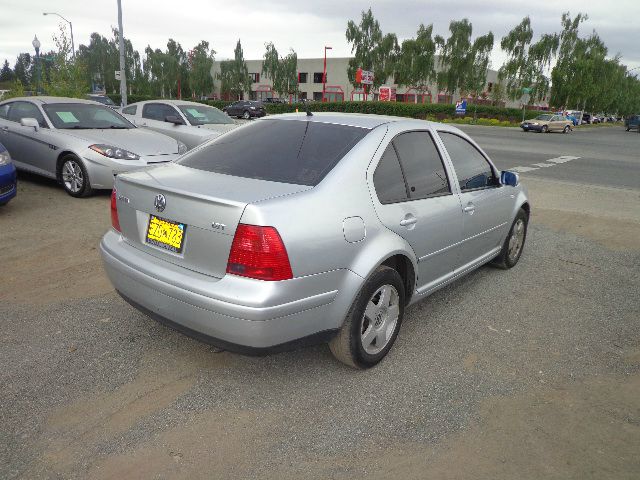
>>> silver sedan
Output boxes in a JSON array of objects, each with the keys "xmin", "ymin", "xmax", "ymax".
[
  {"xmin": 0, "ymin": 96, "xmax": 187, "ymax": 197},
  {"xmin": 101, "ymin": 113, "xmax": 529, "ymax": 368},
  {"xmin": 121, "ymin": 99, "xmax": 238, "ymax": 149}
]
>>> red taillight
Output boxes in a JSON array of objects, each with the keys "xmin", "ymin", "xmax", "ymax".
[
  {"xmin": 226, "ymin": 224, "xmax": 293, "ymax": 281},
  {"xmin": 111, "ymin": 189, "xmax": 121, "ymax": 232}
]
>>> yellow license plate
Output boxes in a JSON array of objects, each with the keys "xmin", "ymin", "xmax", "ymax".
[{"xmin": 146, "ymin": 215, "xmax": 186, "ymax": 253}]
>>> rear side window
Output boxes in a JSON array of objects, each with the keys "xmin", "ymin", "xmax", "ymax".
[
  {"xmin": 122, "ymin": 105, "xmax": 137, "ymax": 115},
  {"xmin": 178, "ymin": 119, "xmax": 369, "ymax": 186},
  {"xmin": 439, "ymin": 132, "xmax": 498, "ymax": 191},
  {"xmin": 393, "ymin": 131, "xmax": 451, "ymax": 199},
  {"xmin": 142, "ymin": 103, "xmax": 178, "ymax": 121},
  {"xmin": 374, "ymin": 144, "xmax": 408, "ymax": 204}
]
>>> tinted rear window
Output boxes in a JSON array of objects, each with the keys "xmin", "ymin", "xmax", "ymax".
[{"xmin": 177, "ymin": 119, "xmax": 369, "ymax": 186}]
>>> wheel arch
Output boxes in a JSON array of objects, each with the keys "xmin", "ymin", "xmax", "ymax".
[
  {"xmin": 55, "ymin": 150, "xmax": 80, "ymax": 182},
  {"xmin": 380, "ymin": 253, "xmax": 416, "ymax": 305}
]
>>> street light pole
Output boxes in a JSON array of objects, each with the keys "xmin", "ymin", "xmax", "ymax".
[
  {"xmin": 43, "ymin": 12, "xmax": 75, "ymax": 60},
  {"xmin": 32, "ymin": 35, "xmax": 41, "ymax": 94},
  {"xmin": 116, "ymin": 0, "xmax": 128, "ymax": 106},
  {"xmin": 322, "ymin": 46, "xmax": 332, "ymax": 102}
]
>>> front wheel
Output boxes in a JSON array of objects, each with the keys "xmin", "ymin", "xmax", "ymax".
[
  {"xmin": 541, "ymin": 125, "xmax": 548, "ymax": 133},
  {"xmin": 329, "ymin": 266, "xmax": 405, "ymax": 369},
  {"xmin": 60, "ymin": 155, "xmax": 93, "ymax": 197},
  {"xmin": 492, "ymin": 208, "xmax": 528, "ymax": 269},
  {"xmin": 242, "ymin": 110, "xmax": 251, "ymax": 120}
]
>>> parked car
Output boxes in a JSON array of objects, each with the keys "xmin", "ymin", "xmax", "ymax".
[
  {"xmin": 101, "ymin": 113, "xmax": 529, "ymax": 368},
  {"xmin": 521, "ymin": 114, "xmax": 573, "ymax": 133},
  {"xmin": 0, "ymin": 97, "xmax": 187, "ymax": 197},
  {"xmin": 557, "ymin": 112, "xmax": 579, "ymax": 126},
  {"xmin": 624, "ymin": 114, "xmax": 640, "ymax": 131},
  {"xmin": 86, "ymin": 94, "xmax": 117, "ymax": 108},
  {"xmin": 121, "ymin": 100, "xmax": 238, "ymax": 150},
  {"xmin": 582, "ymin": 112, "xmax": 600, "ymax": 124},
  {"xmin": 0, "ymin": 142, "xmax": 17, "ymax": 206},
  {"xmin": 222, "ymin": 100, "xmax": 266, "ymax": 119}
]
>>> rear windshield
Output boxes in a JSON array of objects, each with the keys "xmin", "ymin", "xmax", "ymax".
[{"xmin": 177, "ymin": 119, "xmax": 370, "ymax": 186}]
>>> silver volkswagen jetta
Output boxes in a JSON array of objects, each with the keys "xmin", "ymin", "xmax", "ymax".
[
  {"xmin": 101, "ymin": 113, "xmax": 529, "ymax": 368},
  {"xmin": 0, "ymin": 97, "xmax": 187, "ymax": 197}
]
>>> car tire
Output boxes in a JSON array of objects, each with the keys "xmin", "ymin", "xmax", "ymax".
[
  {"xmin": 541, "ymin": 125, "xmax": 548, "ymax": 133},
  {"xmin": 60, "ymin": 155, "xmax": 93, "ymax": 198},
  {"xmin": 626, "ymin": 128, "xmax": 630, "ymax": 132},
  {"xmin": 563, "ymin": 125, "xmax": 570, "ymax": 133},
  {"xmin": 329, "ymin": 266, "xmax": 405, "ymax": 369},
  {"xmin": 492, "ymin": 208, "xmax": 528, "ymax": 270},
  {"xmin": 242, "ymin": 110, "xmax": 251, "ymax": 120}
]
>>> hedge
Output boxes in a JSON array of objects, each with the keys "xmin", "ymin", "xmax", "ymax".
[{"xmin": 107, "ymin": 94, "xmax": 542, "ymax": 122}]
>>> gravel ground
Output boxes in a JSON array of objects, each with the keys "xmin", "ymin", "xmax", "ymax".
[{"xmin": 1, "ymin": 169, "xmax": 639, "ymax": 479}]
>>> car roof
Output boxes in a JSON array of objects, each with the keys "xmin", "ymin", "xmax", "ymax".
[
  {"xmin": 264, "ymin": 112, "xmax": 440, "ymax": 130},
  {"xmin": 1, "ymin": 96, "xmax": 100, "ymax": 105}
]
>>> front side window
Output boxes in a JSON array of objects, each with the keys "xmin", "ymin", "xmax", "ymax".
[
  {"xmin": 7, "ymin": 101, "xmax": 47, "ymax": 128},
  {"xmin": 393, "ymin": 131, "xmax": 451, "ymax": 199},
  {"xmin": 178, "ymin": 119, "xmax": 369, "ymax": 186},
  {"xmin": 142, "ymin": 103, "xmax": 179, "ymax": 122},
  {"xmin": 373, "ymin": 144, "xmax": 408, "ymax": 204},
  {"xmin": 439, "ymin": 132, "xmax": 497, "ymax": 191},
  {"xmin": 42, "ymin": 103, "xmax": 133, "ymax": 129},
  {"xmin": 178, "ymin": 104, "xmax": 233, "ymax": 125}
]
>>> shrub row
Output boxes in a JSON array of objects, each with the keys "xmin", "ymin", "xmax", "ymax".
[{"xmin": 107, "ymin": 94, "xmax": 541, "ymax": 122}]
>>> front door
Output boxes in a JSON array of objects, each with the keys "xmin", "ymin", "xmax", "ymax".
[{"xmin": 371, "ymin": 131, "xmax": 463, "ymax": 293}]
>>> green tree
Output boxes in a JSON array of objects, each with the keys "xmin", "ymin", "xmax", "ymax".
[
  {"xmin": 188, "ymin": 41, "xmax": 215, "ymax": 98},
  {"xmin": 45, "ymin": 23, "xmax": 88, "ymax": 97},
  {"xmin": 434, "ymin": 19, "xmax": 474, "ymax": 96},
  {"xmin": 261, "ymin": 42, "xmax": 298, "ymax": 97},
  {"xmin": 218, "ymin": 39, "xmax": 250, "ymax": 99},
  {"xmin": 0, "ymin": 60, "xmax": 14, "ymax": 83},
  {"xmin": 13, "ymin": 53, "xmax": 32, "ymax": 87},
  {"xmin": 346, "ymin": 8, "xmax": 398, "ymax": 91},
  {"xmin": 395, "ymin": 24, "xmax": 437, "ymax": 94}
]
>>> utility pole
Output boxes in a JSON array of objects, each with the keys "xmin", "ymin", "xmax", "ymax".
[{"xmin": 117, "ymin": 0, "xmax": 127, "ymax": 106}]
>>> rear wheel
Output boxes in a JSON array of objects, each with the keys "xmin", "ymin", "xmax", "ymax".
[
  {"xmin": 329, "ymin": 266, "xmax": 405, "ymax": 369},
  {"xmin": 492, "ymin": 208, "xmax": 528, "ymax": 269},
  {"xmin": 60, "ymin": 155, "xmax": 93, "ymax": 197},
  {"xmin": 563, "ymin": 125, "xmax": 570, "ymax": 133},
  {"xmin": 242, "ymin": 110, "xmax": 251, "ymax": 120}
]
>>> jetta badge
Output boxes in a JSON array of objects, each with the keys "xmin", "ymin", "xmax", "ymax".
[{"xmin": 154, "ymin": 194, "xmax": 166, "ymax": 212}]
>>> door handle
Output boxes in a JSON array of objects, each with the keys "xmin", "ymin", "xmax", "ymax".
[
  {"xmin": 399, "ymin": 217, "xmax": 417, "ymax": 227},
  {"xmin": 463, "ymin": 204, "xmax": 475, "ymax": 213}
]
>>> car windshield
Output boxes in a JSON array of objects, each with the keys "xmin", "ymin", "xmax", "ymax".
[
  {"xmin": 43, "ymin": 103, "xmax": 134, "ymax": 129},
  {"xmin": 178, "ymin": 119, "xmax": 370, "ymax": 186},
  {"xmin": 536, "ymin": 114, "xmax": 553, "ymax": 121},
  {"xmin": 178, "ymin": 104, "xmax": 234, "ymax": 126}
]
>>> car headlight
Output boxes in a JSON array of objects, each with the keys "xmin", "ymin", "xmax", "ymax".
[
  {"xmin": 0, "ymin": 149, "xmax": 11, "ymax": 166},
  {"xmin": 532, "ymin": 122, "xmax": 539, "ymax": 125},
  {"xmin": 177, "ymin": 141, "xmax": 187, "ymax": 154},
  {"xmin": 249, "ymin": 106, "xmax": 256, "ymax": 110},
  {"xmin": 89, "ymin": 144, "xmax": 140, "ymax": 160}
]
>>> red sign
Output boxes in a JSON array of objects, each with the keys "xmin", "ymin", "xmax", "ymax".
[
  {"xmin": 379, "ymin": 86, "xmax": 396, "ymax": 102},
  {"xmin": 355, "ymin": 68, "xmax": 374, "ymax": 85}
]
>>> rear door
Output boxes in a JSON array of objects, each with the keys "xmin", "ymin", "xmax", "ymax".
[
  {"xmin": 371, "ymin": 131, "xmax": 463, "ymax": 292},
  {"xmin": 437, "ymin": 131, "xmax": 512, "ymax": 269}
]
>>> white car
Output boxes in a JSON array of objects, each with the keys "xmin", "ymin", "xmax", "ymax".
[{"xmin": 121, "ymin": 100, "xmax": 238, "ymax": 150}]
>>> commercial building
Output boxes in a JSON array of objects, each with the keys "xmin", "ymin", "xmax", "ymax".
[{"xmin": 210, "ymin": 56, "xmax": 541, "ymax": 109}]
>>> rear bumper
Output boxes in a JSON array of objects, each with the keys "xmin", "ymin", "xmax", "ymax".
[
  {"xmin": 0, "ymin": 163, "xmax": 17, "ymax": 204},
  {"xmin": 100, "ymin": 229, "xmax": 362, "ymax": 351}
]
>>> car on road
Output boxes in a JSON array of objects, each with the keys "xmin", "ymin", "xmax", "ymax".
[
  {"xmin": 624, "ymin": 114, "xmax": 640, "ymax": 131},
  {"xmin": 222, "ymin": 100, "xmax": 266, "ymax": 119},
  {"xmin": 521, "ymin": 114, "xmax": 573, "ymax": 133},
  {"xmin": 0, "ymin": 97, "xmax": 187, "ymax": 197},
  {"xmin": 121, "ymin": 100, "xmax": 238, "ymax": 150},
  {"xmin": 101, "ymin": 113, "xmax": 530, "ymax": 368},
  {"xmin": 0, "ymin": 142, "xmax": 17, "ymax": 206}
]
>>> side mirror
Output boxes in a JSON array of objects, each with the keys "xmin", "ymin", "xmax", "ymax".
[
  {"xmin": 501, "ymin": 171, "xmax": 520, "ymax": 187},
  {"xmin": 165, "ymin": 115, "xmax": 185, "ymax": 125},
  {"xmin": 20, "ymin": 117, "xmax": 40, "ymax": 131}
]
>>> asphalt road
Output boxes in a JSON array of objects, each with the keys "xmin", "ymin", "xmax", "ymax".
[
  {"xmin": 1, "ymin": 126, "xmax": 639, "ymax": 479},
  {"xmin": 458, "ymin": 123, "xmax": 640, "ymax": 190}
]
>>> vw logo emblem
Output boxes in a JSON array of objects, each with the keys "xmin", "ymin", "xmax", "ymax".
[{"xmin": 154, "ymin": 194, "xmax": 166, "ymax": 212}]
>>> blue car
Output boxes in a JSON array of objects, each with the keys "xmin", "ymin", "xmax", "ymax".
[{"xmin": 0, "ymin": 142, "xmax": 17, "ymax": 206}]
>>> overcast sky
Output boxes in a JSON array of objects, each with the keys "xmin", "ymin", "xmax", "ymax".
[{"xmin": 1, "ymin": 0, "xmax": 639, "ymax": 75}]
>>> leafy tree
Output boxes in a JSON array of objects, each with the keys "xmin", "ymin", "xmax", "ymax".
[
  {"xmin": 490, "ymin": 80, "xmax": 507, "ymax": 106},
  {"xmin": 13, "ymin": 53, "xmax": 32, "ymax": 87},
  {"xmin": 45, "ymin": 23, "xmax": 88, "ymax": 97},
  {"xmin": 261, "ymin": 42, "xmax": 298, "ymax": 97},
  {"xmin": 218, "ymin": 39, "xmax": 250, "ymax": 99},
  {"xmin": 0, "ymin": 60, "xmax": 14, "ymax": 83},
  {"xmin": 346, "ymin": 8, "xmax": 398, "ymax": 90},
  {"xmin": 188, "ymin": 41, "xmax": 215, "ymax": 98},
  {"xmin": 395, "ymin": 24, "xmax": 437, "ymax": 94},
  {"xmin": 165, "ymin": 39, "xmax": 188, "ymax": 98},
  {"xmin": 435, "ymin": 19, "xmax": 474, "ymax": 96},
  {"xmin": 466, "ymin": 32, "xmax": 494, "ymax": 98}
]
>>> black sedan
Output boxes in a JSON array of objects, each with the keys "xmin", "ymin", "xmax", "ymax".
[{"xmin": 223, "ymin": 100, "xmax": 266, "ymax": 120}]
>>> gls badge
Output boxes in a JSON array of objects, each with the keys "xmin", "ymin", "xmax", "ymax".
[{"xmin": 154, "ymin": 194, "xmax": 166, "ymax": 212}]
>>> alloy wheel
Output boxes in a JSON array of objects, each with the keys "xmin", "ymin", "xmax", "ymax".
[
  {"xmin": 508, "ymin": 219, "xmax": 525, "ymax": 263},
  {"xmin": 61, "ymin": 160, "xmax": 84, "ymax": 194},
  {"xmin": 360, "ymin": 284, "xmax": 400, "ymax": 355}
]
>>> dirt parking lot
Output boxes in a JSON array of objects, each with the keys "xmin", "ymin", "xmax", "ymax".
[{"xmin": 1, "ymin": 160, "xmax": 639, "ymax": 478}]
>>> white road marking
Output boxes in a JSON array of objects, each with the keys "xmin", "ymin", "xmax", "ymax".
[{"xmin": 509, "ymin": 156, "xmax": 581, "ymax": 173}]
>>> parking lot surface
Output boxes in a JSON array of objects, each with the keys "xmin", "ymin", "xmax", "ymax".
[{"xmin": 1, "ymin": 126, "xmax": 639, "ymax": 479}]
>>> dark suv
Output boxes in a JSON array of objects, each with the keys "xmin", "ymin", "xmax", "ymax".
[
  {"xmin": 624, "ymin": 114, "xmax": 640, "ymax": 132},
  {"xmin": 223, "ymin": 100, "xmax": 266, "ymax": 119}
]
